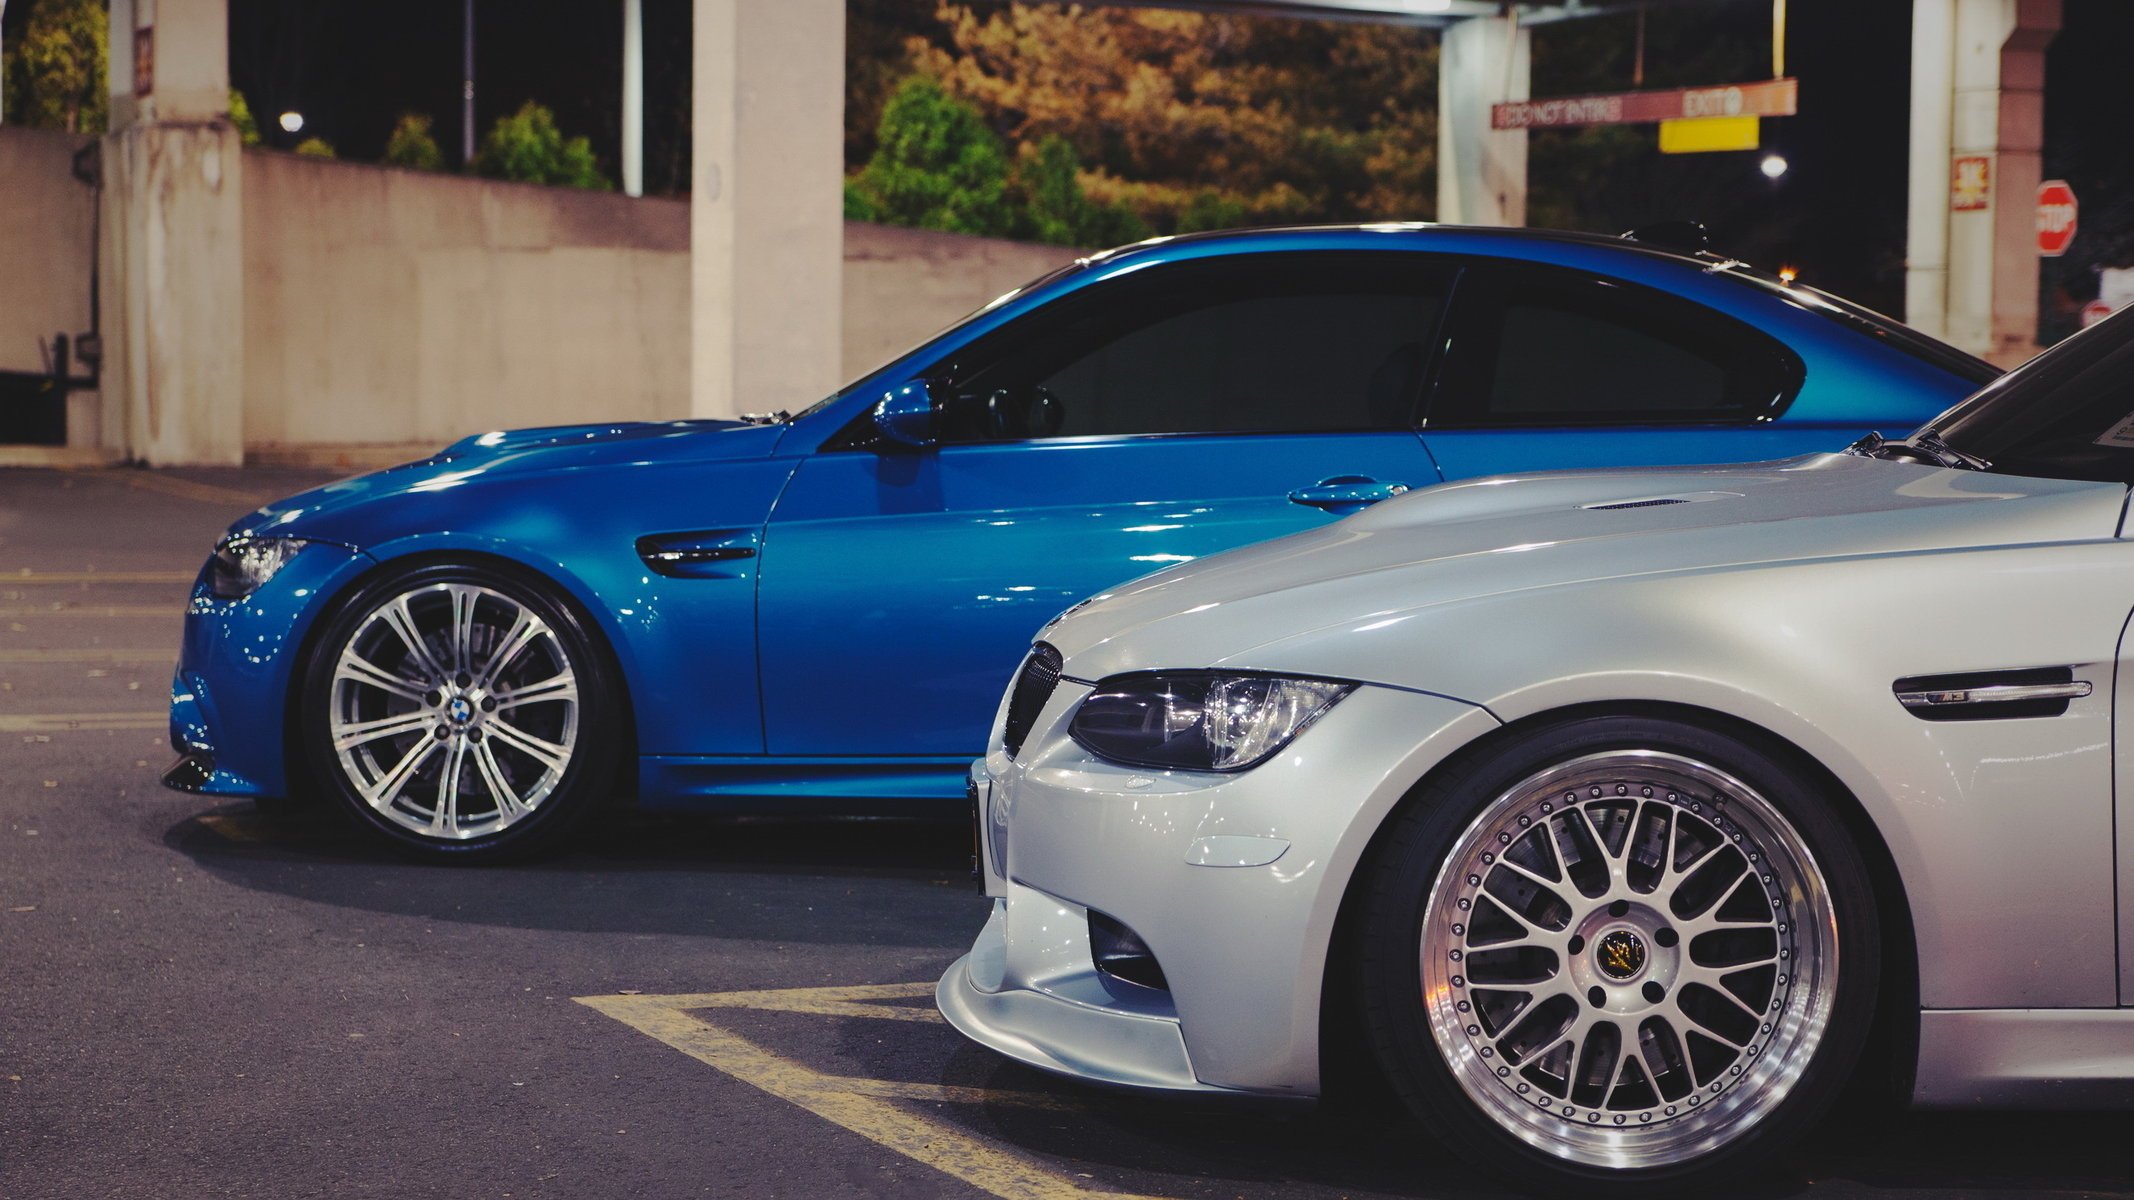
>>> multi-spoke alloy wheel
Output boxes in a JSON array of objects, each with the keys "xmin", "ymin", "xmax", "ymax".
[
  {"xmin": 1358, "ymin": 718, "xmax": 1877, "ymax": 1194},
  {"xmin": 302, "ymin": 564, "xmax": 619, "ymax": 860}
]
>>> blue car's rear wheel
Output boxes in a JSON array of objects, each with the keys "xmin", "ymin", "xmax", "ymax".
[{"xmin": 299, "ymin": 561, "xmax": 622, "ymax": 861}]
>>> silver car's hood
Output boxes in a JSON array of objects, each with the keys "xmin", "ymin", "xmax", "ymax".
[{"xmin": 1047, "ymin": 453, "xmax": 2130, "ymax": 680}]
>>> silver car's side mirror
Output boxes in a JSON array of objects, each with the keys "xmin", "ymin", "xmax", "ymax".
[{"xmin": 871, "ymin": 382, "xmax": 942, "ymax": 450}]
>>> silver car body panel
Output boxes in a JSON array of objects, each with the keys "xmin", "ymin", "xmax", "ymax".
[
  {"xmin": 948, "ymin": 452, "xmax": 2134, "ymax": 1106},
  {"xmin": 1915, "ymin": 1009, "xmax": 2134, "ymax": 1106}
]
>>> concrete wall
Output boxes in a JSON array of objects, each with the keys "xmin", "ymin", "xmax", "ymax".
[
  {"xmin": 840, "ymin": 221, "xmax": 1080, "ymax": 381},
  {"xmin": 242, "ymin": 151, "xmax": 691, "ymax": 455},
  {"xmin": 242, "ymin": 150, "xmax": 1080, "ymax": 456},
  {"xmin": 5, "ymin": 136, "xmax": 1080, "ymax": 458},
  {"xmin": 0, "ymin": 127, "xmax": 96, "ymax": 376}
]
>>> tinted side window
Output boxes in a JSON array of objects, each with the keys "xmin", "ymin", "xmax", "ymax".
[
  {"xmin": 1432, "ymin": 266, "xmax": 1801, "ymax": 427},
  {"xmin": 934, "ymin": 253, "xmax": 1448, "ymax": 441}
]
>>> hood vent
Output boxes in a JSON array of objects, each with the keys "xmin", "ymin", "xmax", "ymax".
[{"xmin": 1580, "ymin": 490, "xmax": 1745, "ymax": 513}]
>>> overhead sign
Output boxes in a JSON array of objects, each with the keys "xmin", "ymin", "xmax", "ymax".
[
  {"xmin": 1492, "ymin": 78, "xmax": 1797, "ymax": 131},
  {"xmin": 1658, "ymin": 116, "xmax": 1760, "ymax": 154},
  {"xmin": 2037, "ymin": 180, "xmax": 2078, "ymax": 257}
]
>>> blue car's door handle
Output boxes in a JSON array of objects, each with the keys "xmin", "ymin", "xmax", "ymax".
[{"xmin": 1288, "ymin": 475, "xmax": 1411, "ymax": 515}]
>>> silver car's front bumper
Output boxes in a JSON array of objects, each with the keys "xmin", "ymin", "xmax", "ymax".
[
  {"xmin": 938, "ymin": 902, "xmax": 1229, "ymax": 1094},
  {"xmin": 940, "ymin": 680, "xmax": 1499, "ymax": 1096}
]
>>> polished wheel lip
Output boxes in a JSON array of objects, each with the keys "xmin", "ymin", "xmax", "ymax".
[
  {"xmin": 327, "ymin": 581, "xmax": 580, "ymax": 842},
  {"xmin": 1419, "ymin": 749, "xmax": 1838, "ymax": 1172}
]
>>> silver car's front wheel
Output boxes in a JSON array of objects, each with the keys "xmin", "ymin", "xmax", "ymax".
[
  {"xmin": 301, "ymin": 563, "xmax": 619, "ymax": 860},
  {"xmin": 1358, "ymin": 718, "xmax": 1878, "ymax": 1194}
]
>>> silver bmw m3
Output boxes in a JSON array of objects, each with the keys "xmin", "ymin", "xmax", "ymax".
[{"xmin": 941, "ymin": 307, "xmax": 2134, "ymax": 1193}]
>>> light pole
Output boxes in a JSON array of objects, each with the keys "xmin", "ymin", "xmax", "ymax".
[
  {"xmin": 462, "ymin": 0, "xmax": 476, "ymax": 165},
  {"xmin": 622, "ymin": 0, "xmax": 643, "ymax": 197}
]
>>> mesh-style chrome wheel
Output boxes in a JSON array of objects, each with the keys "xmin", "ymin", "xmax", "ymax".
[
  {"xmin": 1419, "ymin": 749, "xmax": 1838, "ymax": 1171},
  {"xmin": 326, "ymin": 582, "xmax": 580, "ymax": 841}
]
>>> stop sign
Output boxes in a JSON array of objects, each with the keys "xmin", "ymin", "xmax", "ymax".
[{"xmin": 2038, "ymin": 180, "xmax": 2078, "ymax": 257}]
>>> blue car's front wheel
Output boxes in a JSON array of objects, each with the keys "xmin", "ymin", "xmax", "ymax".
[{"xmin": 298, "ymin": 560, "xmax": 623, "ymax": 861}]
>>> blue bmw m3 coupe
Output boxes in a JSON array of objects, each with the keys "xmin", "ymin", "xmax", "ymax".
[{"xmin": 165, "ymin": 223, "xmax": 1995, "ymax": 858}]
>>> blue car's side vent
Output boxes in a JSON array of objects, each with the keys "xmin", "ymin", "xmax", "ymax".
[
  {"xmin": 1002, "ymin": 643, "xmax": 1063, "ymax": 758},
  {"xmin": 635, "ymin": 529, "xmax": 760, "ymax": 579}
]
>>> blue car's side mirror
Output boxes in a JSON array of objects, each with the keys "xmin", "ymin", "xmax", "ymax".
[{"xmin": 872, "ymin": 382, "xmax": 942, "ymax": 450}]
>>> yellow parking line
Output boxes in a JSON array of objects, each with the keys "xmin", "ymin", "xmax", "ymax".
[
  {"xmin": 114, "ymin": 472, "xmax": 272, "ymax": 509},
  {"xmin": 0, "ymin": 712, "xmax": 164, "ymax": 733},
  {"xmin": 578, "ymin": 984, "xmax": 1162, "ymax": 1200},
  {"xmin": 652, "ymin": 980, "xmax": 946, "ymax": 1023},
  {"xmin": 0, "ymin": 649, "xmax": 171, "ymax": 664},
  {"xmin": 195, "ymin": 814, "xmax": 275, "ymax": 844},
  {"xmin": 0, "ymin": 605, "xmax": 174, "ymax": 618},
  {"xmin": 4, "ymin": 571, "xmax": 195, "ymax": 585}
]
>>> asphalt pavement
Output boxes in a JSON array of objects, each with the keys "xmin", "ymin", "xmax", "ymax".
[{"xmin": 1, "ymin": 465, "xmax": 2129, "ymax": 1199}]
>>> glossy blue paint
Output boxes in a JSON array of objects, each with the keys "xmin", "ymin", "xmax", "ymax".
[
  {"xmin": 169, "ymin": 225, "xmax": 1991, "ymax": 809},
  {"xmin": 172, "ymin": 541, "xmax": 374, "ymax": 795},
  {"xmin": 758, "ymin": 431, "xmax": 1433, "ymax": 755}
]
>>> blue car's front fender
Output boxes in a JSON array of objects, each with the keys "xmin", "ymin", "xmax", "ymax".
[{"xmin": 172, "ymin": 542, "xmax": 376, "ymax": 797}]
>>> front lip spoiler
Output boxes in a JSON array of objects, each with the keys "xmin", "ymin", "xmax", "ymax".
[{"xmin": 162, "ymin": 753, "xmax": 214, "ymax": 792}]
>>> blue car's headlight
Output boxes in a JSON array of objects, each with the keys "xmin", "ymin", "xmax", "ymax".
[
  {"xmin": 1069, "ymin": 672, "xmax": 1354, "ymax": 773},
  {"xmin": 207, "ymin": 537, "xmax": 311, "ymax": 599}
]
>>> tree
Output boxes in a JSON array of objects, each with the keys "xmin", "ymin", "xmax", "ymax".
[
  {"xmin": 472, "ymin": 101, "xmax": 610, "ymax": 190},
  {"xmin": 293, "ymin": 136, "xmax": 335, "ymax": 159},
  {"xmin": 2, "ymin": 0, "xmax": 107, "ymax": 134},
  {"xmin": 228, "ymin": 89, "xmax": 263, "ymax": 146},
  {"xmin": 902, "ymin": 4, "xmax": 1438, "ymax": 231},
  {"xmin": 844, "ymin": 75, "xmax": 1012, "ymax": 236},
  {"xmin": 1012, "ymin": 135, "xmax": 1146, "ymax": 247},
  {"xmin": 383, "ymin": 113, "xmax": 444, "ymax": 171}
]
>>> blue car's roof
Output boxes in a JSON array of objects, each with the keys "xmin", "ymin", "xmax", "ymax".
[{"xmin": 806, "ymin": 222, "xmax": 1995, "ymax": 439}]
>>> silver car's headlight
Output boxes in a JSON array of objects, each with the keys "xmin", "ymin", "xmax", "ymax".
[
  {"xmin": 1068, "ymin": 672, "xmax": 1353, "ymax": 773},
  {"xmin": 207, "ymin": 537, "xmax": 310, "ymax": 599}
]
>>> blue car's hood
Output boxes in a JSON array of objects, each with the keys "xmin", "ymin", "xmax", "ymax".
[{"xmin": 228, "ymin": 419, "xmax": 789, "ymax": 541}]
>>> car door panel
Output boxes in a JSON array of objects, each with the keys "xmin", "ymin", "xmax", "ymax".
[{"xmin": 757, "ymin": 431, "xmax": 1435, "ymax": 756}]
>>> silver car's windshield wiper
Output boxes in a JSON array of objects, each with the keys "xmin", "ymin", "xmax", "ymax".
[{"xmin": 1843, "ymin": 430, "xmax": 1989, "ymax": 471}]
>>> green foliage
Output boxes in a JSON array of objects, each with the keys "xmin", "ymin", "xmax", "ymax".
[
  {"xmin": 383, "ymin": 113, "xmax": 444, "ymax": 171},
  {"xmin": 873, "ymin": 4, "xmax": 1439, "ymax": 234},
  {"xmin": 1012, "ymin": 136, "xmax": 1147, "ymax": 247},
  {"xmin": 472, "ymin": 101, "xmax": 611, "ymax": 190},
  {"xmin": 2, "ymin": 0, "xmax": 108, "ymax": 134},
  {"xmin": 294, "ymin": 136, "xmax": 336, "ymax": 159},
  {"xmin": 228, "ymin": 89, "xmax": 263, "ymax": 146},
  {"xmin": 844, "ymin": 76, "xmax": 1011, "ymax": 236}
]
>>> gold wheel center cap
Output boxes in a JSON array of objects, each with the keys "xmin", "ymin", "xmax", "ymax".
[{"xmin": 1595, "ymin": 929, "xmax": 1648, "ymax": 980}]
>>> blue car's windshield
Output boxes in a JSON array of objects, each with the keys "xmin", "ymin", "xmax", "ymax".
[{"xmin": 793, "ymin": 257, "xmax": 1096, "ymax": 422}]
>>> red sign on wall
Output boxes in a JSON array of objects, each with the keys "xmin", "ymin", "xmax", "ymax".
[
  {"xmin": 1491, "ymin": 78, "xmax": 1798, "ymax": 131},
  {"xmin": 2037, "ymin": 180, "xmax": 2078, "ymax": 257}
]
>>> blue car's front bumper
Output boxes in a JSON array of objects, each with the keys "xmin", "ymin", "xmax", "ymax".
[{"xmin": 165, "ymin": 543, "xmax": 374, "ymax": 798}]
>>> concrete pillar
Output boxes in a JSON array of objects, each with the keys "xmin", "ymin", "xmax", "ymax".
[
  {"xmin": 690, "ymin": 0, "xmax": 844, "ymax": 420},
  {"xmin": 1906, "ymin": 0, "xmax": 2060, "ymax": 366},
  {"xmin": 1437, "ymin": 14, "xmax": 1530, "ymax": 227},
  {"xmin": 104, "ymin": 0, "xmax": 245, "ymax": 464}
]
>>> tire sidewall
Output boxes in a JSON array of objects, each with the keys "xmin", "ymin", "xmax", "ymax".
[
  {"xmin": 298, "ymin": 558, "xmax": 622, "ymax": 862},
  {"xmin": 1355, "ymin": 715, "xmax": 1880, "ymax": 1195}
]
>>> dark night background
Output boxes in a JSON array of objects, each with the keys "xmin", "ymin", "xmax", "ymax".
[{"xmin": 5, "ymin": 0, "xmax": 2130, "ymax": 325}]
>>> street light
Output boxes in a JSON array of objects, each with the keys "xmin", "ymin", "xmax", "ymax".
[
  {"xmin": 1760, "ymin": 153, "xmax": 1789, "ymax": 180},
  {"xmin": 279, "ymin": 111, "xmax": 305, "ymax": 134}
]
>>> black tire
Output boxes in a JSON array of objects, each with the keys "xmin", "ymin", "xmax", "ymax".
[
  {"xmin": 298, "ymin": 559, "xmax": 624, "ymax": 863},
  {"xmin": 1354, "ymin": 715, "xmax": 1879, "ymax": 1197}
]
